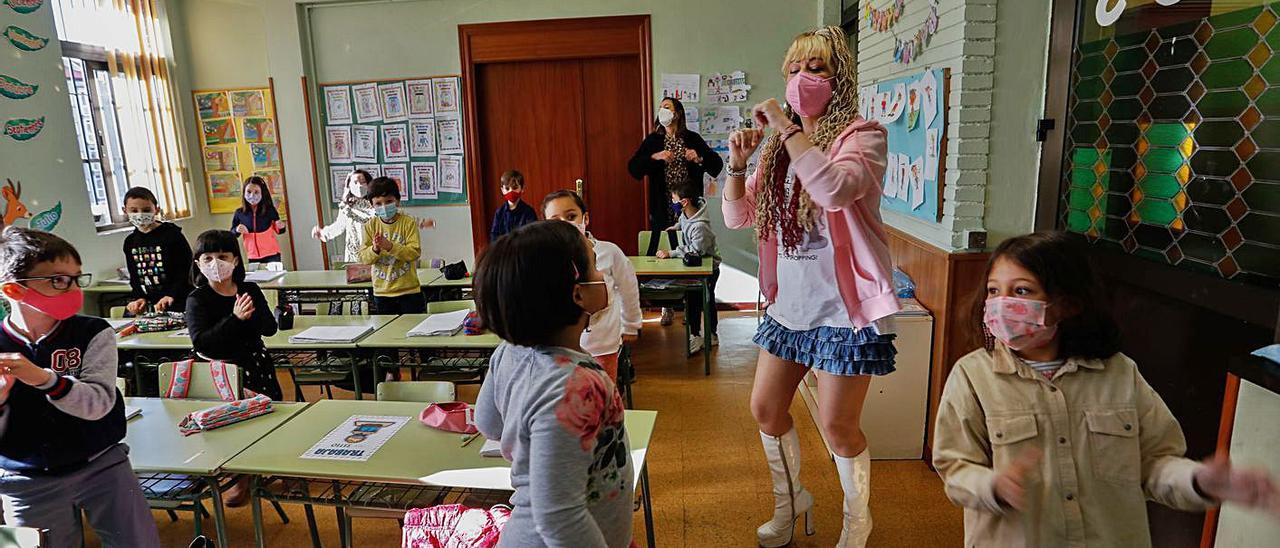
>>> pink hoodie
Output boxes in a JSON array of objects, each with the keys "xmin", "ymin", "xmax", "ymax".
[{"xmin": 722, "ymin": 118, "xmax": 900, "ymax": 328}]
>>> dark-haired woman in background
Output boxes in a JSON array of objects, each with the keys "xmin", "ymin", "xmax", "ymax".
[{"xmin": 628, "ymin": 97, "xmax": 723, "ymax": 233}]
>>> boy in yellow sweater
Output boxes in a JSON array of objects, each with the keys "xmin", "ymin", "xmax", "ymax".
[{"xmin": 359, "ymin": 177, "xmax": 424, "ymax": 314}]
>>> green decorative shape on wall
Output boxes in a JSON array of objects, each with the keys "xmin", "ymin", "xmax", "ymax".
[
  {"xmin": 3, "ymin": 116, "xmax": 43, "ymax": 141},
  {"xmin": 28, "ymin": 201, "xmax": 60, "ymax": 232},
  {"xmin": 0, "ymin": 74, "xmax": 37, "ymax": 99},
  {"xmin": 2, "ymin": 0, "xmax": 43, "ymax": 14},
  {"xmin": 2, "ymin": 26, "xmax": 48, "ymax": 51}
]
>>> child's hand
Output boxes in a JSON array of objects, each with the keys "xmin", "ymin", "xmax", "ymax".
[
  {"xmin": 0, "ymin": 373, "xmax": 14, "ymax": 404},
  {"xmin": 0, "ymin": 353, "xmax": 52, "ymax": 387},
  {"xmin": 993, "ymin": 448, "xmax": 1041, "ymax": 511},
  {"xmin": 1195, "ymin": 452, "xmax": 1280, "ymax": 514},
  {"xmin": 311, "ymin": 225, "xmax": 324, "ymax": 240},
  {"xmin": 419, "ymin": 218, "xmax": 436, "ymax": 230},
  {"xmin": 274, "ymin": 220, "xmax": 286, "ymax": 232},
  {"xmin": 374, "ymin": 232, "xmax": 393, "ymax": 252},
  {"xmin": 235, "ymin": 225, "xmax": 249, "ymax": 235},
  {"xmin": 154, "ymin": 296, "xmax": 174, "ymax": 313},
  {"xmin": 651, "ymin": 150, "xmax": 673, "ymax": 162},
  {"xmin": 233, "ymin": 293, "xmax": 255, "ymax": 321},
  {"xmin": 656, "ymin": 250, "xmax": 670, "ymax": 259},
  {"xmin": 126, "ymin": 298, "xmax": 148, "ymax": 316}
]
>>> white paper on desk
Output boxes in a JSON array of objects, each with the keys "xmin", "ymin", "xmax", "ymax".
[
  {"xmin": 107, "ymin": 318, "xmax": 134, "ymax": 331},
  {"xmin": 125, "ymin": 405, "xmax": 142, "ymax": 420},
  {"xmin": 480, "ymin": 438, "xmax": 504, "ymax": 458},
  {"xmin": 408, "ymin": 309, "xmax": 470, "ymax": 337},
  {"xmin": 288, "ymin": 325, "xmax": 373, "ymax": 344},
  {"xmin": 168, "ymin": 329, "xmax": 190, "ymax": 338},
  {"xmin": 301, "ymin": 415, "xmax": 410, "ymax": 461},
  {"xmin": 245, "ymin": 270, "xmax": 286, "ymax": 283}
]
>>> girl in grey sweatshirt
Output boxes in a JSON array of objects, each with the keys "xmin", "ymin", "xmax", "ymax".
[{"xmin": 474, "ymin": 220, "xmax": 634, "ymax": 548}]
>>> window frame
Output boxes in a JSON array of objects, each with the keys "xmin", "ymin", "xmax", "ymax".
[{"xmin": 62, "ymin": 40, "xmax": 134, "ymax": 232}]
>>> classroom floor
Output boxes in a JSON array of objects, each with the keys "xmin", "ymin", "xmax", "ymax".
[{"xmin": 94, "ymin": 311, "xmax": 963, "ymax": 547}]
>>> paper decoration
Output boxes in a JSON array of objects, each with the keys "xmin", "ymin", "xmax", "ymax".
[
  {"xmin": 897, "ymin": 153, "xmax": 911, "ymax": 200},
  {"xmin": 925, "ymin": 128, "xmax": 939, "ymax": 180},
  {"xmin": 409, "ymin": 119, "xmax": 437, "ymax": 158},
  {"xmin": 203, "ymin": 146, "xmax": 238, "ymax": 172},
  {"xmin": 326, "ymin": 126, "xmax": 352, "ymax": 163},
  {"xmin": 705, "ymin": 71, "xmax": 751, "ymax": 104},
  {"xmin": 895, "ymin": 0, "xmax": 941, "ymax": 65},
  {"xmin": 685, "ymin": 106, "xmax": 700, "ymax": 133},
  {"xmin": 355, "ymin": 164, "xmax": 382, "ymax": 178},
  {"xmin": 202, "ymin": 118, "xmax": 235, "ymax": 145},
  {"xmin": 921, "ymin": 71, "xmax": 939, "ymax": 129},
  {"xmin": 439, "ymin": 156, "xmax": 463, "ymax": 194},
  {"xmin": 879, "ymin": 85, "xmax": 906, "ymax": 124},
  {"xmin": 352, "ymin": 125, "xmax": 377, "ymax": 163},
  {"xmin": 432, "ymin": 77, "xmax": 458, "ymax": 114},
  {"xmin": 382, "ymin": 164, "xmax": 408, "ymax": 196},
  {"xmin": 229, "ymin": 90, "xmax": 265, "ymax": 118},
  {"xmin": 28, "ymin": 201, "xmax": 59, "ymax": 231},
  {"xmin": 405, "ymin": 79, "xmax": 433, "ymax": 118},
  {"xmin": 330, "ymin": 165, "xmax": 354, "ymax": 203},
  {"xmin": 300, "ymin": 415, "xmax": 410, "ymax": 461},
  {"xmin": 907, "ymin": 85, "xmax": 921, "ymax": 130},
  {"xmin": 195, "ymin": 92, "xmax": 230, "ymax": 119},
  {"xmin": 381, "ymin": 123, "xmax": 409, "ymax": 162},
  {"xmin": 250, "ymin": 143, "xmax": 281, "ymax": 169},
  {"xmin": 353, "ymin": 83, "xmax": 381, "ymax": 123},
  {"xmin": 3, "ymin": 25, "xmax": 47, "ymax": 51},
  {"xmin": 411, "ymin": 162, "xmax": 438, "ymax": 200},
  {"xmin": 3, "ymin": 0, "xmax": 43, "ymax": 14},
  {"xmin": 882, "ymin": 153, "xmax": 899, "ymax": 199},
  {"xmin": 378, "ymin": 81, "xmax": 407, "ymax": 122},
  {"xmin": 701, "ymin": 106, "xmax": 743, "ymax": 134},
  {"xmin": 436, "ymin": 117, "xmax": 463, "ymax": 155},
  {"xmin": 660, "ymin": 73, "xmax": 700, "ymax": 103},
  {"xmin": 909, "ymin": 157, "xmax": 925, "ymax": 210},
  {"xmin": 242, "ymin": 118, "xmax": 275, "ymax": 143},
  {"xmin": 0, "ymin": 74, "xmax": 37, "ymax": 99},
  {"xmin": 864, "ymin": 0, "xmax": 905, "ymax": 32},
  {"xmin": 208, "ymin": 173, "xmax": 241, "ymax": 199},
  {"xmin": 323, "ymin": 86, "xmax": 352, "ymax": 124}
]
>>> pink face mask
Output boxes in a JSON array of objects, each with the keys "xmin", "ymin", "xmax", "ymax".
[
  {"xmin": 786, "ymin": 71, "xmax": 835, "ymax": 118},
  {"xmin": 984, "ymin": 296, "xmax": 1058, "ymax": 351},
  {"xmin": 19, "ymin": 285, "xmax": 83, "ymax": 321},
  {"xmin": 199, "ymin": 258, "xmax": 236, "ymax": 284}
]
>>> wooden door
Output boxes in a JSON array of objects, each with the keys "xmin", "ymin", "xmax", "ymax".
[{"xmin": 460, "ymin": 16, "xmax": 652, "ymax": 256}]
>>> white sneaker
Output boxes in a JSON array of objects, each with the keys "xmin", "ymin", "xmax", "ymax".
[
  {"xmin": 659, "ymin": 308, "xmax": 674, "ymax": 326},
  {"xmin": 689, "ymin": 335, "xmax": 704, "ymax": 354}
]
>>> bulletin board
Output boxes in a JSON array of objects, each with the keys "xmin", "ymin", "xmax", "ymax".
[
  {"xmin": 860, "ymin": 68, "xmax": 948, "ymax": 222},
  {"xmin": 316, "ymin": 75, "xmax": 468, "ymax": 207},
  {"xmin": 193, "ymin": 86, "xmax": 291, "ymax": 219}
]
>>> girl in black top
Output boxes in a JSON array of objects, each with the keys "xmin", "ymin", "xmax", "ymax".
[
  {"xmin": 184, "ymin": 229, "xmax": 282, "ymax": 401},
  {"xmin": 627, "ymin": 97, "xmax": 723, "ymax": 230},
  {"xmin": 230, "ymin": 177, "xmax": 286, "ymax": 265}
]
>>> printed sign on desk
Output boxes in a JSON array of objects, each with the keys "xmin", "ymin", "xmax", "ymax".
[{"xmin": 301, "ymin": 415, "xmax": 410, "ymax": 462}]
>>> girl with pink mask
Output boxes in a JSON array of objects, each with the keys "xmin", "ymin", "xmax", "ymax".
[
  {"xmin": 933, "ymin": 232, "xmax": 1280, "ymax": 546},
  {"xmin": 722, "ymin": 26, "xmax": 896, "ymax": 547}
]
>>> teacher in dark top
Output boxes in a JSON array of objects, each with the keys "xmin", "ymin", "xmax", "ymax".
[{"xmin": 628, "ymin": 97, "xmax": 723, "ymax": 231}]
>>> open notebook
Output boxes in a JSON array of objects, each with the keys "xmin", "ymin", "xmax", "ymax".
[
  {"xmin": 125, "ymin": 405, "xmax": 142, "ymax": 420},
  {"xmin": 245, "ymin": 270, "xmax": 287, "ymax": 283},
  {"xmin": 288, "ymin": 325, "xmax": 374, "ymax": 344},
  {"xmin": 407, "ymin": 309, "xmax": 470, "ymax": 337}
]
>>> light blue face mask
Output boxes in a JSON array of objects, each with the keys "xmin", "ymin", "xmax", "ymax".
[{"xmin": 375, "ymin": 203, "xmax": 398, "ymax": 221}]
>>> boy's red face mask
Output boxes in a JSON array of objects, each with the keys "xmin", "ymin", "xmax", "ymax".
[
  {"xmin": 5, "ymin": 282, "xmax": 83, "ymax": 321},
  {"xmin": 503, "ymin": 189, "xmax": 522, "ymax": 203}
]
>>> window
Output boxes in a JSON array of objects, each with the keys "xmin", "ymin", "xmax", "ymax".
[{"xmin": 51, "ymin": 0, "xmax": 192, "ymax": 231}]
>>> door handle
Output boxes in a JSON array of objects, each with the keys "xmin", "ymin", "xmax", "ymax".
[{"xmin": 575, "ymin": 178, "xmax": 584, "ymax": 195}]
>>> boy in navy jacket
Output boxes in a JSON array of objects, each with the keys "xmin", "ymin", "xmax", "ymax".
[{"xmin": 0, "ymin": 226, "xmax": 159, "ymax": 547}]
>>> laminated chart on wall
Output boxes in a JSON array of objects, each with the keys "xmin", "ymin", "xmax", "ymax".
[
  {"xmin": 193, "ymin": 87, "xmax": 291, "ymax": 218},
  {"xmin": 861, "ymin": 68, "xmax": 947, "ymax": 222},
  {"xmin": 317, "ymin": 75, "xmax": 467, "ymax": 207}
]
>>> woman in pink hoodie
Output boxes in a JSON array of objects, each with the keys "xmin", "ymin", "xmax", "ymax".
[{"xmin": 722, "ymin": 26, "xmax": 898, "ymax": 548}]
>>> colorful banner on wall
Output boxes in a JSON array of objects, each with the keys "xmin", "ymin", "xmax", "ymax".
[
  {"xmin": 192, "ymin": 87, "xmax": 290, "ymax": 218},
  {"xmin": 862, "ymin": 68, "xmax": 947, "ymax": 222}
]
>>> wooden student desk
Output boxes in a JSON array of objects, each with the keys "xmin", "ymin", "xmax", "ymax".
[{"xmin": 629, "ymin": 256, "xmax": 716, "ymax": 375}]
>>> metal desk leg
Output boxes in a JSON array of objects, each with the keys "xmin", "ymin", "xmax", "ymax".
[
  {"xmin": 351, "ymin": 352, "xmax": 364, "ymax": 401},
  {"xmin": 640, "ymin": 464, "xmax": 655, "ymax": 547},
  {"xmin": 203, "ymin": 477, "xmax": 229, "ymax": 548},
  {"xmin": 703, "ymin": 278, "xmax": 712, "ymax": 376},
  {"xmin": 303, "ymin": 504, "xmax": 322, "ymax": 548},
  {"xmin": 335, "ymin": 506, "xmax": 353, "ymax": 548},
  {"xmin": 251, "ymin": 476, "xmax": 265, "ymax": 548}
]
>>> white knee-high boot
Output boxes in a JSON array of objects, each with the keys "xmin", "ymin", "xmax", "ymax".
[
  {"xmin": 833, "ymin": 449, "xmax": 873, "ymax": 548},
  {"xmin": 758, "ymin": 428, "xmax": 815, "ymax": 547}
]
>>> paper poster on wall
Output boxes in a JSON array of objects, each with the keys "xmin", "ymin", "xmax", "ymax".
[
  {"xmin": 229, "ymin": 90, "xmax": 265, "ymax": 118},
  {"xmin": 906, "ymin": 85, "xmax": 921, "ymax": 130},
  {"xmin": 378, "ymin": 82, "xmax": 407, "ymax": 123},
  {"xmin": 405, "ymin": 79, "xmax": 433, "ymax": 118},
  {"xmin": 925, "ymin": 128, "xmax": 938, "ymax": 180},
  {"xmin": 660, "ymin": 73, "xmax": 700, "ymax": 103},
  {"xmin": 352, "ymin": 83, "xmax": 381, "ymax": 123},
  {"xmin": 432, "ymin": 77, "xmax": 459, "ymax": 114},
  {"xmin": 203, "ymin": 146, "xmax": 237, "ymax": 172},
  {"xmin": 882, "ymin": 153, "xmax": 899, "ymax": 199},
  {"xmin": 436, "ymin": 117, "xmax": 463, "ymax": 155},
  {"xmin": 195, "ymin": 92, "xmax": 229, "ymax": 119},
  {"xmin": 202, "ymin": 118, "xmax": 235, "ymax": 145},
  {"xmin": 874, "ymin": 68, "xmax": 946, "ymax": 222},
  {"xmin": 382, "ymin": 164, "xmax": 408, "ymax": 196},
  {"xmin": 701, "ymin": 106, "xmax": 742, "ymax": 135},
  {"xmin": 439, "ymin": 156, "xmax": 463, "ymax": 194},
  {"xmin": 330, "ymin": 165, "xmax": 354, "ymax": 203},
  {"xmin": 300, "ymin": 415, "xmax": 410, "ymax": 462},
  {"xmin": 705, "ymin": 70, "xmax": 751, "ymax": 104},
  {"xmin": 255, "ymin": 170, "xmax": 285, "ymax": 208},
  {"xmin": 326, "ymin": 126, "xmax": 352, "ymax": 163},
  {"xmin": 208, "ymin": 173, "xmax": 241, "ymax": 199},
  {"xmin": 242, "ymin": 118, "xmax": 276, "ymax": 143},
  {"xmin": 909, "ymin": 157, "xmax": 925, "ymax": 210},
  {"xmin": 410, "ymin": 162, "xmax": 438, "ymax": 200},
  {"xmin": 324, "ymin": 86, "xmax": 352, "ymax": 124},
  {"xmin": 685, "ymin": 106, "xmax": 700, "ymax": 133},
  {"xmin": 352, "ymin": 125, "xmax": 377, "ymax": 163},
  {"xmin": 380, "ymin": 124, "xmax": 409, "ymax": 162},
  {"xmin": 409, "ymin": 119, "xmax": 437, "ymax": 158},
  {"xmin": 355, "ymin": 164, "xmax": 382, "ymax": 178},
  {"xmin": 251, "ymin": 143, "xmax": 281, "ymax": 169},
  {"xmin": 897, "ymin": 153, "xmax": 911, "ymax": 201},
  {"xmin": 921, "ymin": 71, "xmax": 939, "ymax": 129}
]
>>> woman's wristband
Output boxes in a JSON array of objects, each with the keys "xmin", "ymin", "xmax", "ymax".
[
  {"xmin": 780, "ymin": 124, "xmax": 804, "ymax": 143},
  {"xmin": 727, "ymin": 164, "xmax": 749, "ymax": 178}
]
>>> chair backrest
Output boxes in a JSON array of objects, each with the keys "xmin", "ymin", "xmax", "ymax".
[
  {"xmin": 0, "ymin": 525, "xmax": 49, "ymax": 548},
  {"xmin": 636, "ymin": 230, "xmax": 684, "ymax": 256},
  {"xmin": 376, "ymin": 381, "xmax": 456, "ymax": 403},
  {"xmin": 157, "ymin": 361, "xmax": 243, "ymax": 400},
  {"xmin": 426, "ymin": 300, "xmax": 475, "ymax": 314},
  {"xmin": 109, "ymin": 306, "xmax": 127, "ymax": 319}
]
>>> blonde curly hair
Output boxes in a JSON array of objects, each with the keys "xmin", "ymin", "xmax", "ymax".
[{"xmin": 754, "ymin": 26, "xmax": 861, "ymax": 249}]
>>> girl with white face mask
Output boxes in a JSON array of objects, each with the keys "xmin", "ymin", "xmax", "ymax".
[
  {"xmin": 312, "ymin": 170, "xmax": 375, "ymax": 263},
  {"xmin": 231, "ymin": 177, "xmax": 286, "ymax": 269}
]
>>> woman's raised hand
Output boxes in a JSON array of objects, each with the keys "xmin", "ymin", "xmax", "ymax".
[{"xmin": 728, "ymin": 128, "xmax": 765, "ymax": 171}]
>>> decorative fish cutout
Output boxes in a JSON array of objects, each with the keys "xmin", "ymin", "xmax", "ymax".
[
  {"xmin": 2, "ymin": 0, "xmax": 43, "ymax": 14},
  {"xmin": 0, "ymin": 74, "xmax": 37, "ymax": 99},
  {"xmin": 29, "ymin": 201, "xmax": 60, "ymax": 232},
  {"xmin": 4, "ymin": 116, "xmax": 43, "ymax": 141},
  {"xmin": 2, "ymin": 26, "xmax": 47, "ymax": 51}
]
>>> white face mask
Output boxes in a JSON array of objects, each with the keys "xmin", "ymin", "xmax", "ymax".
[
  {"xmin": 128, "ymin": 212, "xmax": 155, "ymax": 228},
  {"xmin": 657, "ymin": 107, "xmax": 675, "ymax": 127},
  {"xmin": 349, "ymin": 182, "xmax": 368, "ymax": 198}
]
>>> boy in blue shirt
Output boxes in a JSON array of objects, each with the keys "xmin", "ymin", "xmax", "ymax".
[
  {"xmin": 0, "ymin": 226, "xmax": 159, "ymax": 547},
  {"xmin": 489, "ymin": 170, "xmax": 537, "ymax": 242}
]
